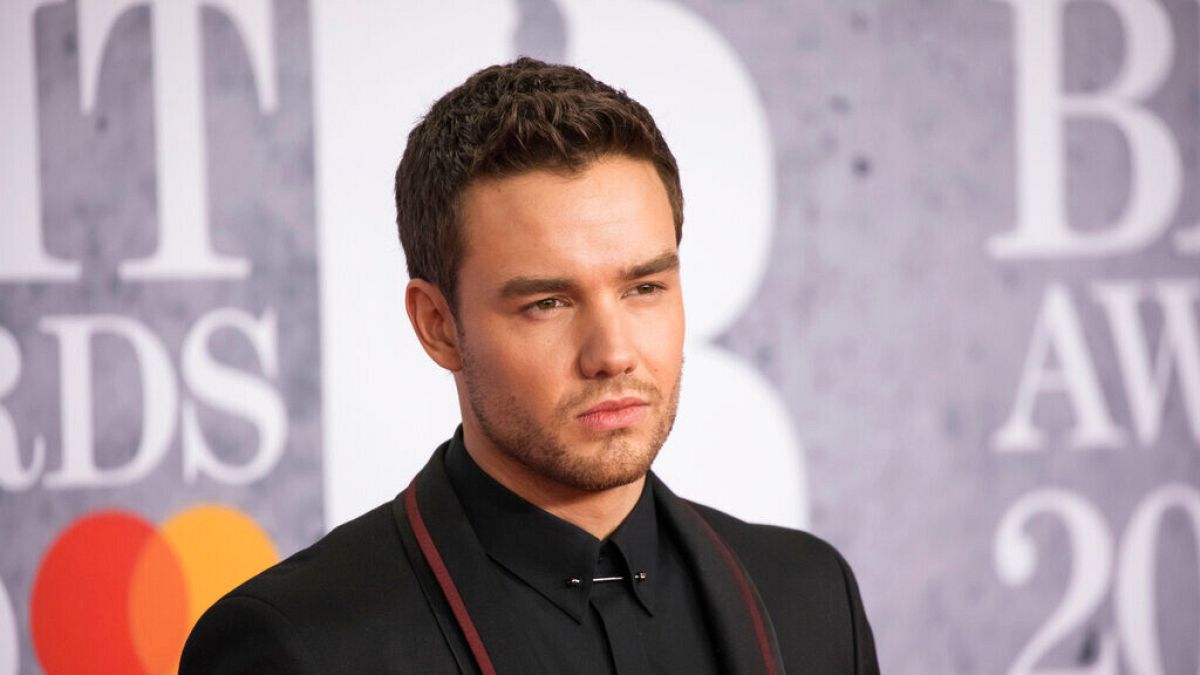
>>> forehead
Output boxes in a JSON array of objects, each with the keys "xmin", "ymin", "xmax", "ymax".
[{"xmin": 457, "ymin": 156, "xmax": 677, "ymax": 284}]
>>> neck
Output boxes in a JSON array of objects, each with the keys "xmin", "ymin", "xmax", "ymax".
[{"xmin": 460, "ymin": 424, "xmax": 645, "ymax": 540}]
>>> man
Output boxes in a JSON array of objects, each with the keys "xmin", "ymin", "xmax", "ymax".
[{"xmin": 182, "ymin": 58, "xmax": 879, "ymax": 674}]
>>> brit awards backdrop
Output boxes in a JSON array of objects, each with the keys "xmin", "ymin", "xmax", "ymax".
[{"xmin": 1, "ymin": 1, "xmax": 1197, "ymax": 673}]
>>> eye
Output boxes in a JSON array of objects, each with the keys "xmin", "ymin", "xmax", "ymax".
[
  {"xmin": 627, "ymin": 282, "xmax": 665, "ymax": 298},
  {"xmin": 528, "ymin": 297, "xmax": 566, "ymax": 312}
]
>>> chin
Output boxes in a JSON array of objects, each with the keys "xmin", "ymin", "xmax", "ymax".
[
  {"xmin": 562, "ymin": 435, "xmax": 660, "ymax": 492},
  {"xmin": 558, "ymin": 465, "xmax": 649, "ymax": 493}
]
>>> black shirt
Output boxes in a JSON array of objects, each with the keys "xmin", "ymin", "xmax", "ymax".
[{"xmin": 444, "ymin": 433, "xmax": 721, "ymax": 674}]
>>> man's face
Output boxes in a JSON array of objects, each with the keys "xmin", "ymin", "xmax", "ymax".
[{"xmin": 453, "ymin": 155, "xmax": 684, "ymax": 493}]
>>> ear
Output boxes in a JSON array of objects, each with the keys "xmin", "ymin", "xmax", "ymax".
[{"xmin": 405, "ymin": 279, "xmax": 463, "ymax": 372}]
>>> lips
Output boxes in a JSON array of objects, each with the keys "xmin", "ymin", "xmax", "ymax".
[{"xmin": 577, "ymin": 397, "xmax": 649, "ymax": 432}]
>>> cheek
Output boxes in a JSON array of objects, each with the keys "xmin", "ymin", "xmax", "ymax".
[
  {"xmin": 639, "ymin": 308, "xmax": 685, "ymax": 374},
  {"xmin": 472, "ymin": 321, "xmax": 573, "ymax": 396}
]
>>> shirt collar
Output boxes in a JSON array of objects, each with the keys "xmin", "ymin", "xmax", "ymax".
[
  {"xmin": 606, "ymin": 476, "xmax": 658, "ymax": 615},
  {"xmin": 444, "ymin": 427, "xmax": 658, "ymax": 623}
]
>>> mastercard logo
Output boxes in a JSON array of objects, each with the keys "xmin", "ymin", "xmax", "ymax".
[{"xmin": 31, "ymin": 505, "xmax": 278, "ymax": 675}]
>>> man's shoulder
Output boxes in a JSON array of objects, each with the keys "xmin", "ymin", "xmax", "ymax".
[
  {"xmin": 685, "ymin": 500, "xmax": 853, "ymax": 583},
  {"xmin": 684, "ymin": 499, "xmax": 879, "ymax": 674},
  {"xmin": 228, "ymin": 499, "xmax": 408, "ymax": 605},
  {"xmin": 181, "ymin": 497, "xmax": 452, "ymax": 672}
]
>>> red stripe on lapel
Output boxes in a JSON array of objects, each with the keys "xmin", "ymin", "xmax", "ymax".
[
  {"xmin": 692, "ymin": 508, "xmax": 780, "ymax": 675},
  {"xmin": 405, "ymin": 483, "xmax": 497, "ymax": 675}
]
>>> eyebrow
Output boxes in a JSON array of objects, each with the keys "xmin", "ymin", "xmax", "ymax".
[
  {"xmin": 623, "ymin": 251, "xmax": 679, "ymax": 281},
  {"xmin": 498, "ymin": 251, "xmax": 680, "ymax": 299},
  {"xmin": 499, "ymin": 276, "xmax": 574, "ymax": 298}
]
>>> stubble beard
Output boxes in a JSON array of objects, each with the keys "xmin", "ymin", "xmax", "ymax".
[{"xmin": 461, "ymin": 349, "xmax": 681, "ymax": 493}]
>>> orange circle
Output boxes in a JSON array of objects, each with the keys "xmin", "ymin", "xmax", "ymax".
[{"xmin": 161, "ymin": 504, "xmax": 279, "ymax": 627}]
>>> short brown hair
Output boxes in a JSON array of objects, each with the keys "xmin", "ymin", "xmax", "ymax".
[{"xmin": 394, "ymin": 57, "xmax": 683, "ymax": 308}]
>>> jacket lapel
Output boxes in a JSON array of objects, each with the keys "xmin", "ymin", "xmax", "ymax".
[
  {"xmin": 392, "ymin": 444, "xmax": 548, "ymax": 675},
  {"xmin": 651, "ymin": 474, "xmax": 787, "ymax": 675}
]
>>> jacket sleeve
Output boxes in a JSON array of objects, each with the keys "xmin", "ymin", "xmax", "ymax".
[
  {"xmin": 834, "ymin": 551, "xmax": 881, "ymax": 675},
  {"xmin": 179, "ymin": 594, "xmax": 318, "ymax": 674}
]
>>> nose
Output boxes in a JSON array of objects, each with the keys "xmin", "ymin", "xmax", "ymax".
[{"xmin": 577, "ymin": 303, "xmax": 637, "ymax": 380}]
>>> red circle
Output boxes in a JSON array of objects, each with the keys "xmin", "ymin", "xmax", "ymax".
[{"xmin": 31, "ymin": 511, "xmax": 164, "ymax": 674}]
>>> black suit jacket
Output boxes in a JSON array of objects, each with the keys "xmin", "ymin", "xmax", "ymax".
[{"xmin": 181, "ymin": 441, "xmax": 879, "ymax": 673}]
